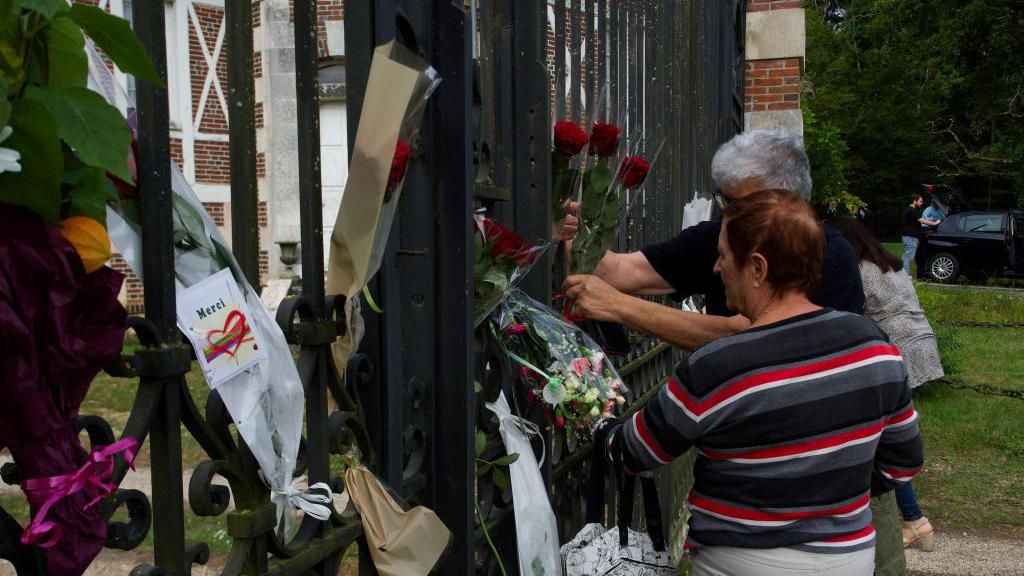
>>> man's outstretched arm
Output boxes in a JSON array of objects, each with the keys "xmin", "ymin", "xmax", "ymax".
[
  {"xmin": 564, "ymin": 274, "xmax": 750, "ymax": 351},
  {"xmin": 592, "ymin": 251, "xmax": 675, "ymax": 295}
]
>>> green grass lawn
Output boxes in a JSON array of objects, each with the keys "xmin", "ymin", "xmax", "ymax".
[{"xmin": 911, "ymin": 283, "xmax": 1024, "ymax": 531}]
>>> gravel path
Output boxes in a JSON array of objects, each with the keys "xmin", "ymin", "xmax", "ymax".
[{"xmin": 907, "ymin": 532, "xmax": 1024, "ymax": 576}]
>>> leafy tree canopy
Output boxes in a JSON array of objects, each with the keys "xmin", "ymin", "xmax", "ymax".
[{"xmin": 803, "ymin": 0, "xmax": 1024, "ymax": 210}]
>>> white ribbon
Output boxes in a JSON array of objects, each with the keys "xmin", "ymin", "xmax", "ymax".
[
  {"xmin": 484, "ymin": 400, "xmax": 546, "ymax": 467},
  {"xmin": 260, "ymin": 472, "xmax": 335, "ymax": 526}
]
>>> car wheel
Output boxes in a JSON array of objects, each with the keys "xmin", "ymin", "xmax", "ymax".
[{"xmin": 927, "ymin": 253, "xmax": 960, "ymax": 284}]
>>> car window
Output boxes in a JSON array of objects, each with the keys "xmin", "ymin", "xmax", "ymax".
[{"xmin": 958, "ymin": 214, "xmax": 1003, "ymax": 233}]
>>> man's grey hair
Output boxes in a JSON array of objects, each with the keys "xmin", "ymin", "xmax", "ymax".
[{"xmin": 711, "ymin": 128, "xmax": 813, "ymax": 200}]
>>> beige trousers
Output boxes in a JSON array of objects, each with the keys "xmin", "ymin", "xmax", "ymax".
[{"xmin": 690, "ymin": 545, "xmax": 875, "ymax": 576}]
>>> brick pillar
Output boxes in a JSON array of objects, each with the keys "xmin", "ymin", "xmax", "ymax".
[{"xmin": 744, "ymin": 1, "xmax": 805, "ymax": 133}]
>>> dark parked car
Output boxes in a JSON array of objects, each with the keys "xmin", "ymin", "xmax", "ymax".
[{"xmin": 916, "ymin": 210, "xmax": 1024, "ymax": 283}]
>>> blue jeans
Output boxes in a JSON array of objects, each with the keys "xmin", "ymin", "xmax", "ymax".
[
  {"xmin": 901, "ymin": 236, "xmax": 919, "ymax": 275},
  {"xmin": 896, "ymin": 482, "xmax": 924, "ymax": 521}
]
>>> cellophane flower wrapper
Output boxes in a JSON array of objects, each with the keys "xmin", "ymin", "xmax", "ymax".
[
  {"xmin": 0, "ymin": 204, "xmax": 127, "ymax": 575},
  {"xmin": 571, "ymin": 132, "xmax": 664, "ymax": 275},
  {"xmin": 362, "ymin": 65, "xmax": 440, "ymax": 288},
  {"xmin": 87, "ymin": 44, "xmax": 306, "ymax": 529},
  {"xmin": 473, "ymin": 213, "xmax": 551, "ymax": 327},
  {"xmin": 493, "ymin": 290, "xmax": 628, "ymax": 436},
  {"xmin": 326, "ymin": 41, "xmax": 439, "ymax": 382}
]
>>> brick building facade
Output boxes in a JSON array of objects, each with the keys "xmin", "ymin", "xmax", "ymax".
[
  {"xmin": 744, "ymin": 0, "xmax": 806, "ymax": 133},
  {"xmin": 87, "ymin": 0, "xmax": 346, "ymax": 313}
]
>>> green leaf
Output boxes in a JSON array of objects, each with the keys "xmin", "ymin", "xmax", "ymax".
[
  {"xmin": 14, "ymin": 0, "xmax": 62, "ymax": 19},
  {"xmin": 0, "ymin": 76, "xmax": 9, "ymax": 128},
  {"xmin": 0, "ymin": 98, "xmax": 63, "ymax": 222},
  {"xmin": 475, "ymin": 461, "xmax": 492, "ymax": 476},
  {"xmin": 581, "ymin": 161, "xmax": 612, "ymax": 221},
  {"xmin": 25, "ymin": 85, "xmax": 131, "ymax": 180},
  {"xmin": 475, "ymin": 428, "xmax": 487, "ymax": 458},
  {"xmin": 551, "ymin": 151, "xmax": 574, "ymax": 213},
  {"xmin": 492, "ymin": 453, "xmax": 520, "ymax": 466},
  {"xmin": 482, "ymin": 268, "xmax": 508, "ymax": 292},
  {"xmin": 66, "ymin": 166, "xmax": 107, "ymax": 222},
  {"xmin": 46, "ymin": 16, "xmax": 87, "ymax": 89},
  {"xmin": 492, "ymin": 467, "xmax": 510, "ymax": 491},
  {"xmin": 69, "ymin": 4, "xmax": 163, "ymax": 86}
]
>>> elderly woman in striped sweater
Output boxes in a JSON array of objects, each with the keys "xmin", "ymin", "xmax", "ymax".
[{"xmin": 604, "ymin": 189, "xmax": 924, "ymax": 576}]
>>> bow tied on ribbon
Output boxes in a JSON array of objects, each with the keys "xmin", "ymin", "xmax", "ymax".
[
  {"xmin": 267, "ymin": 477, "xmax": 335, "ymax": 526},
  {"xmin": 20, "ymin": 438, "xmax": 140, "ymax": 548},
  {"xmin": 484, "ymin": 401, "xmax": 546, "ymax": 467}
]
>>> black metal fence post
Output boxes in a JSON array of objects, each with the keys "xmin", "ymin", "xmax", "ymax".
[
  {"xmin": 432, "ymin": 3, "xmax": 475, "ymax": 573},
  {"xmin": 132, "ymin": 1, "xmax": 187, "ymax": 573},
  {"xmin": 226, "ymin": 0, "xmax": 260, "ymax": 286}
]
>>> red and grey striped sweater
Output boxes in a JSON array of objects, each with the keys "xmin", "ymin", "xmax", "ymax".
[{"xmin": 614, "ymin": 308, "xmax": 923, "ymax": 554}]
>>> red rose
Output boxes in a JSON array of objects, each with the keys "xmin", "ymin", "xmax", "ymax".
[
  {"xmin": 481, "ymin": 217, "xmax": 537, "ymax": 265},
  {"xmin": 589, "ymin": 122, "xmax": 621, "ymax": 157},
  {"xmin": 386, "ymin": 139, "xmax": 412, "ymax": 196},
  {"xmin": 553, "ymin": 120, "xmax": 589, "ymax": 157},
  {"xmin": 618, "ymin": 155, "xmax": 650, "ymax": 189}
]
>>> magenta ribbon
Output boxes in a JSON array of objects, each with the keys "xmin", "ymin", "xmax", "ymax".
[{"xmin": 20, "ymin": 438, "xmax": 140, "ymax": 548}]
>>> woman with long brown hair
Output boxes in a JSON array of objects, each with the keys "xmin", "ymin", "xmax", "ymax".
[{"xmin": 832, "ymin": 217, "xmax": 942, "ymax": 552}]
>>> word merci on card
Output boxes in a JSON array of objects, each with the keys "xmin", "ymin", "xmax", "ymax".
[{"xmin": 176, "ymin": 268, "xmax": 267, "ymax": 389}]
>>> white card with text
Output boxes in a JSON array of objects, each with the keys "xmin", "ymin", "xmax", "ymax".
[{"xmin": 176, "ymin": 268, "xmax": 267, "ymax": 389}]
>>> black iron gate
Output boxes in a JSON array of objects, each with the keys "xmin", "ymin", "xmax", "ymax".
[{"xmin": 0, "ymin": 1, "xmax": 745, "ymax": 574}]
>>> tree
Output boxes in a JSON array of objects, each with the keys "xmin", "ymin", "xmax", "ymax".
[
  {"xmin": 802, "ymin": 100, "xmax": 865, "ymax": 216},
  {"xmin": 803, "ymin": 0, "xmax": 1024, "ymax": 209}
]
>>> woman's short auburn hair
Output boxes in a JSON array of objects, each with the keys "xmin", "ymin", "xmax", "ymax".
[{"xmin": 722, "ymin": 189, "xmax": 825, "ymax": 296}]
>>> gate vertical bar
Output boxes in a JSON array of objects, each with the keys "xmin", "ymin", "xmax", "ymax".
[
  {"xmin": 597, "ymin": 0, "xmax": 606, "ymax": 120},
  {"xmin": 226, "ymin": 0, "xmax": 259, "ymax": 284},
  {"xmin": 293, "ymin": 0, "xmax": 331, "ymax": 492},
  {"xmin": 583, "ymin": 0, "xmax": 593, "ymax": 121},
  {"xmin": 555, "ymin": 0, "xmax": 567, "ymax": 120},
  {"xmin": 432, "ymin": 2, "xmax": 474, "ymax": 572},
  {"xmin": 132, "ymin": 1, "xmax": 186, "ymax": 573},
  {"xmin": 512, "ymin": 1, "xmax": 551, "ymax": 300},
  {"xmin": 569, "ymin": 0, "xmax": 580, "ymax": 121}
]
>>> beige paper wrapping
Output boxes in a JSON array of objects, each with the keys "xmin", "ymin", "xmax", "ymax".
[
  {"xmin": 326, "ymin": 43, "xmax": 422, "ymax": 298},
  {"xmin": 345, "ymin": 467, "xmax": 451, "ymax": 575},
  {"xmin": 326, "ymin": 42, "xmax": 430, "ymax": 379}
]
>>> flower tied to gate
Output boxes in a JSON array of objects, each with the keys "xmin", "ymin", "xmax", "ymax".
[
  {"xmin": 504, "ymin": 322, "xmax": 527, "ymax": 336},
  {"xmin": 589, "ymin": 122, "xmax": 622, "ymax": 157},
  {"xmin": 385, "ymin": 139, "xmax": 412, "ymax": 200},
  {"xmin": 553, "ymin": 120, "xmax": 589, "ymax": 157},
  {"xmin": 21, "ymin": 438, "xmax": 140, "ymax": 548},
  {"xmin": 618, "ymin": 155, "xmax": 650, "ymax": 189},
  {"xmin": 482, "ymin": 217, "xmax": 538, "ymax": 266}
]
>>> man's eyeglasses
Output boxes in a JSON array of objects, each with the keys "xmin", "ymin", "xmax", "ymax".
[{"xmin": 712, "ymin": 189, "xmax": 730, "ymax": 210}]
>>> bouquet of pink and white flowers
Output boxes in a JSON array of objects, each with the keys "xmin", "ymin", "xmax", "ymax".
[{"xmin": 493, "ymin": 290, "xmax": 627, "ymax": 436}]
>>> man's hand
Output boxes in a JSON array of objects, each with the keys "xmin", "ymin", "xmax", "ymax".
[
  {"xmin": 564, "ymin": 274, "xmax": 628, "ymax": 323},
  {"xmin": 552, "ymin": 201, "xmax": 581, "ymax": 242}
]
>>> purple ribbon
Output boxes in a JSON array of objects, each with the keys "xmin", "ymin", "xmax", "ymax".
[{"xmin": 20, "ymin": 438, "xmax": 140, "ymax": 548}]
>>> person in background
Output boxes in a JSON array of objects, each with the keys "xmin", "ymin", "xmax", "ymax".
[
  {"xmin": 833, "ymin": 218, "xmax": 943, "ymax": 553},
  {"xmin": 600, "ymin": 190, "xmax": 923, "ymax": 576},
  {"xmin": 901, "ymin": 194, "xmax": 941, "ymax": 275},
  {"xmin": 921, "ymin": 196, "xmax": 946, "ymax": 230}
]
